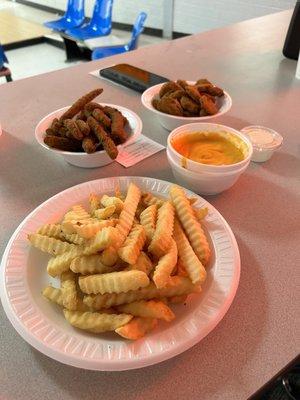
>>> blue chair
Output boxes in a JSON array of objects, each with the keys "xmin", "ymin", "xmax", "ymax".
[
  {"xmin": 0, "ymin": 43, "xmax": 12, "ymax": 82},
  {"xmin": 44, "ymin": 0, "xmax": 85, "ymax": 32},
  {"xmin": 65, "ymin": 0, "xmax": 113, "ymax": 40},
  {"xmin": 91, "ymin": 12, "xmax": 147, "ymax": 60}
]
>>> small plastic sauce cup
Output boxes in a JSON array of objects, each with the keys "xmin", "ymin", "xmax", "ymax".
[{"xmin": 241, "ymin": 125, "xmax": 283, "ymax": 162}]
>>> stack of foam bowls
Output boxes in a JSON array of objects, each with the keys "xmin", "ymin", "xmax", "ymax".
[{"xmin": 167, "ymin": 123, "xmax": 253, "ymax": 195}]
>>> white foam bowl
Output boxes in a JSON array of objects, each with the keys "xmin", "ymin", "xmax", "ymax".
[
  {"xmin": 167, "ymin": 122, "xmax": 252, "ymax": 173},
  {"xmin": 141, "ymin": 81, "xmax": 232, "ymax": 131},
  {"xmin": 167, "ymin": 149, "xmax": 249, "ymax": 195},
  {"xmin": 35, "ymin": 103, "xmax": 142, "ymax": 168}
]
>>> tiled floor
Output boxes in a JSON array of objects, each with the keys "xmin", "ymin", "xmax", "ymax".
[{"xmin": 0, "ymin": 0, "xmax": 167, "ymax": 83}]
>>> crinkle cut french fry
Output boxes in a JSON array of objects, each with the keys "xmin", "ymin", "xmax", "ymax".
[
  {"xmin": 79, "ymin": 270, "xmax": 150, "ymax": 295},
  {"xmin": 94, "ymin": 205, "xmax": 116, "ymax": 220},
  {"xmin": 115, "ymin": 317, "xmax": 157, "ymax": 340},
  {"xmin": 63, "ymin": 232, "xmax": 85, "ymax": 245},
  {"xmin": 140, "ymin": 204, "xmax": 157, "ymax": 244},
  {"xmin": 173, "ymin": 219, "xmax": 206, "ymax": 284},
  {"xmin": 118, "ymin": 225, "xmax": 146, "ymax": 264},
  {"xmin": 61, "ymin": 218, "xmax": 96, "ymax": 235},
  {"xmin": 89, "ymin": 193, "xmax": 101, "ymax": 215},
  {"xmin": 72, "ymin": 219, "xmax": 117, "ymax": 239},
  {"xmin": 28, "ymin": 233, "xmax": 77, "ymax": 256},
  {"xmin": 168, "ymin": 295, "xmax": 187, "ymax": 304},
  {"xmin": 152, "ymin": 239, "xmax": 178, "ymax": 289},
  {"xmin": 83, "ymin": 226, "xmax": 122, "ymax": 255},
  {"xmin": 83, "ymin": 276, "xmax": 197, "ymax": 309},
  {"xmin": 128, "ymin": 252, "xmax": 153, "ymax": 276},
  {"xmin": 63, "ymin": 205, "xmax": 90, "ymax": 223},
  {"xmin": 117, "ymin": 300, "xmax": 175, "ymax": 322},
  {"xmin": 37, "ymin": 224, "xmax": 64, "ymax": 240},
  {"xmin": 70, "ymin": 255, "xmax": 116, "ymax": 275},
  {"xmin": 98, "ymin": 246, "xmax": 119, "ymax": 266},
  {"xmin": 141, "ymin": 193, "xmax": 165, "ymax": 208},
  {"xmin": 170, "ymin": 185, "xmax": 210, "ymax": 266},
  {"xmin": 116, "ymin": 183, "xmax": 141, "ymax": 245},
  {"xmin": 61, "ymin": 271, "xmax": 78, "ymax": 310},
  {"xmin": 101, "ymin": 195, "xmax": 124, "ymax": 214},
  {"xmin": 194, "ymin": 207, "xmax": 208, "ymax": 221},
  {"xmin": 148, "ymin": 202, "xmax": 175, "ymax": 258},
  {"xmin": 42, "ymin": 286, "xmax": 64, "ymax": 306},
  {"xmin": 63, "ymin": 309, "xmax": 132, "ymax": 333},
  {"xmin": 47, "ymin": 247, "xmax": 84, "ymax": 277}
]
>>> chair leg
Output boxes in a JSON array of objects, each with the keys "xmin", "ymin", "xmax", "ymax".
[{"xmin": 6, "ymin": 74, "xmax": 12, "ymax": 82}]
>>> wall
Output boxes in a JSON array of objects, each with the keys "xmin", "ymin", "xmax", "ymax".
[{"xmin": 24, "ymin": 0, "xmax": 295, "ymax": 34}]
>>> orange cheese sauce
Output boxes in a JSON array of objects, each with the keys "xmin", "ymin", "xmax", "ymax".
[{"xmin": 171, "ymin": 132, "xmax": 245, "ymax": 166}]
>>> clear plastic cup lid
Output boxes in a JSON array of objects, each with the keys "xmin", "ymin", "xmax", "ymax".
[{"xmin": 241, "ymin": 125, "xmax": 283, "ymax": 150}]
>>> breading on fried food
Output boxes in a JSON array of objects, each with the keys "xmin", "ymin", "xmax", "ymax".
[
  {"xmin": 157, "ymin": 97, "xmax": 184, "ymax": 116},
  {"xmin": 166, "ymin": 89, "xmax": 185, "ymax": 100},
  {"xmin": 104, "ymin": 108, "xmax": 128, "ymax": 144},
  {"xmin": 44, "ymin": 135, "xmax": 82, "ymax": 152},
  {"xmin": 76, "ymin": 119, "xmax": 90, "ymax": 136},
  {"xmin": 180, "ymin": 95, "xmax": 200, "ymax": 114},
  {"xmin": 196, "ymin": 78, "xmax": 212, "ymax": 85},
  {"xmin": 64, "ymin": 119, "xmax": 83, "ymax": 140},
  {"xmin": 185, "ymin": 85, "xmax": 202, "ymax": 104},
  {"xmin": 82, "ymin": 136, "xmax": 97, "ymax": 153},
  {"xmin": 87, "ymin": 116, "xmax": 118, "ymax": 160},
  {"xmin": 159, "ymin": 81, "xmax": 181, "ymax": 98},
  {"xmin": 83, "ymin": 102, "xmax": 103, "ymax": 117},
  {"xmin": 59, "ymin": 89, "xmax": 103, "ymax": 121},
  {"xmin": 176, "ymin": 79, "xmax": 189, "ymax": 89},
  {"xmin": 200, "ymin": 94, "xmax": 218, "ymax": 115},
  {"xmin": 92, "ymin": 108, "xmax": 111, "ymax": 129}
]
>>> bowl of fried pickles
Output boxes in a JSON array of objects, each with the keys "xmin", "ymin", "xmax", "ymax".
[
  {"xmin": 35, "ymin": 88, "xmax": 142, "ymax": 168},
  {"xmin": 141, "ymin": 79, "xmax": 232, "ymax": 131}
]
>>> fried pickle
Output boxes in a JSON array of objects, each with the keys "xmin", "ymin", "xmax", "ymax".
[
  {"xmin": 76, "ymin": 119, "xmax": 90, "ymax": 136},
  {"xmin": 82, "ymin": 136, "xmax": 97, "ymax": 154},
  {"xmin": 157, "ymin": 97, "xmax": 183, "ymax": 116},
  {"xmin": 92, "ymin": 108, "xmax": 111, "ymax": 129},
  {"xmin": 200, "ymin": 94, "xmax": 218, "ymax": 115},
  {"xmin": 87, "ymin": 116, "xmax": 118, "ymax": 159},
  {"xmin": 63, "ymin": 119, "xmax": 83, "ymax": 140},
  {"xmin": 44, "ymin": 135, "xmax": 82, "ymax": 152},
  {"xmin": 60, "ymin": 89, "xmax": 103, "ymax": 121},
  {"xmin": 180, "ymin": 95, "xmax": 199, "ymax": 114},
  {"xmin": 159, "ymin": 81, "xmax": 181, "ymax": 98}
]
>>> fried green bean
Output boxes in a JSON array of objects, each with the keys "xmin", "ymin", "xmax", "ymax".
[
  {"xmin": 59, "ymin": 89, "xmax": 103, "ymax": 121},
  {"xmin": 87, "ymin": 116, "xmax": 118, "ymax": 160},
  {"xmin": 44, "ymin": 135, "xmax": 82, "ymax": 152}
]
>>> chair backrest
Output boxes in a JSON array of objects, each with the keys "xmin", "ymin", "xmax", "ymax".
[
  {"xmin": 90, "ymin": 0, "xmax": 113, "ymax": 32},
  {"xmin": 128, "ymin": 12, "xmax": 147, "ymax": 50},
  {"xmin": 0, "ymin": 44, "xmax": 8, "ymax": 67},
  {"xmin": 65, "ymin": 0, "xmax": 85, "ymax": 21}
]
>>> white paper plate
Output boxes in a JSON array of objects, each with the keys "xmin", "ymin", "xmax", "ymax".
[{"xmin": 0, "ymin": 177, "xmax": 240, "ymax": 371}]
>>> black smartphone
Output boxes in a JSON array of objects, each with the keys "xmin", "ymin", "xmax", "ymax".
[{"xmin": 99, "ymin": 63, "xmax": 169, "ymax": 93}]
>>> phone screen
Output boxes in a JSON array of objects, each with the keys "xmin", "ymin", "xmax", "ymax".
[{"xmin": 99, "ymin": 63, "xmax": 169, "ymax": 93}]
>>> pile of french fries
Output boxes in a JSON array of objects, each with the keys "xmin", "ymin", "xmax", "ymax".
[{"xmin": 28, "ymin": 183, "xmax": 210, "ymax": 340}]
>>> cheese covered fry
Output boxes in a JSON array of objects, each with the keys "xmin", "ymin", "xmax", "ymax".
[
  {"xmin": 28, "ymin": 234, "xmax": 77, "ymax": 256},
  {"xmin": 115, "ymin": 317, "xmax": 157, "ymax": 340},
  {"xmin": 153, "ymin": 240, "xmax": 178, "ymax": 289},
  {"xmin": 148, "ymin": 202, "xmax": 175, "ymax": 258},
  {"xmin": 140, "ymin": 204, "xmax": 157, "ymax": 244},
  {"xmin": 118, "ymin": 225, "xmax": 146, "ymax": 264},
  {"xmin": 170, "ymin": 185, "xmax": 210, "ymax": 265},
  {"xmin": 63, "ymin": 310, "xmax": 132, "ymax": 333},
  {"xmin": 117, "ymin": 300, "xmax": 175, "ymax": 322},
  {"xmin": 83, "ymin": 276, "xmax": 197, "ymax": 309},
  {"xmin": 173, "ymin": 219, "xmax": 206, "ymax": 284},
  {"xmin": 79, "ymin": 270, "xmax": 150, "ymax": 295}
]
